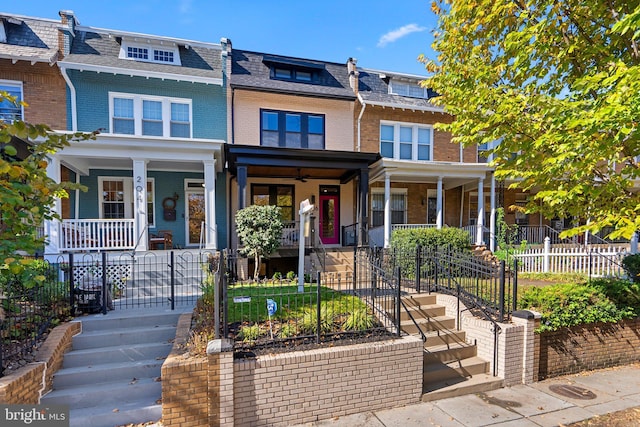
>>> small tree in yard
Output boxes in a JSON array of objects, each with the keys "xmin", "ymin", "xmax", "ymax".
[
  {"xmin": 235, "ymin": 205, "xmax": 284, "ymax": 279},
  {"xmin": 0, "ymin": 91, "xmax": 95, "ymax": 287}
]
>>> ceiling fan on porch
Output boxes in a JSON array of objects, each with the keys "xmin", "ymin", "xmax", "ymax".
[{"xmin": 295, "ymin": 168, "xmax": 310, "ymax": 182}]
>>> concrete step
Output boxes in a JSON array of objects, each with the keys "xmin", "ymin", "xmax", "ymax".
[
  {"xmin": 52, "ymin": 358, "xmax": 164, "ymax": 388},
  {"xmin": 423, "ymin": 356, "xmax": 490, "ymax": 384},
  {"xmin": 400, "ymin": 315, "xmax": 456, "ymax": 334},
  {"xmin": 77, "ymin": 312, "xmax": 181, "ymax": 332},
  {"xmin": 71, "ymin": 325, "xmax": 176, "ymax": 350},
  {"xmin": 63, "ymin": 342, "xmax": 172, "ymax": 368},
  {"xmin": 400, "ymin": 303, "xmax": 445, "ymax": 321},
  {"xmin": 69, "ymin": 400, "xmax": 161, "ymax": 427},
  {"xmin": 423, "ymin": 342, "xmax": 477, "ymax": 364},
  {"xmin": 402, "ymin": 294, "xmax": 437, "ymax": 307},
  {"xmin": 423, "ymin": 329, "xmax": 467, "ymax": 347},
  {"xmin": 422, "ymin": 373, "xmax": 504, "ymax": 402},
  {"xmin": 41, "ymin": 376, "xmax": 161, "ymax": 408}
]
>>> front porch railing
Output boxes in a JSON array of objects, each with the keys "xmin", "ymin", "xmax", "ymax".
[{"xmin": 60, "ymin": 219, "xmax": 136, "ymax": 252}]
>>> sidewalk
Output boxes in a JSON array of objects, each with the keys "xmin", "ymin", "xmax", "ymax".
[{"xmin": 294, "ymin": 363, "xmax": 640, "ymax": 427}]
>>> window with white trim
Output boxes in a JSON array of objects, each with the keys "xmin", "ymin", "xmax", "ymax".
[
  {"xmin": 0, "ymin": 80, "xmax": 23, "ymax": 123},
  {"xmin": 99, "ymin": 177, "xmax": 155, "ymax": 227},
  {"xmin": 371, "ymin": 189, "xmax": 407, "ymax": 227},
  {"xmin": 109, "ymin": 93, "xmax": 192, "ymax": 138},
  {"xmin": 380, "ymin": 122, "xmax": 432, "ymax": 161},
  {"xmin": 389, "ymin": 81, "xmax": 429, "ymax": 99},
  {"xmin": 120, "ymin": 41, "xmax": 181, "ymax": 65}
]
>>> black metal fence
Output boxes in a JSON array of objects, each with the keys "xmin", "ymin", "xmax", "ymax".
[
  {"xmin": 0, "ymin": 250, "xmax": 213, "ymax": 376},
  {"xmin": 0, "ymin": 258, "xmax": 70, "ymax": 376},
  {"xmin": 213, "ymin": 250, "xmax": 397, "ymax": 353},
  {"xmin": 384, "ymin": 245, "xmax": 517, "ymax": 323}
]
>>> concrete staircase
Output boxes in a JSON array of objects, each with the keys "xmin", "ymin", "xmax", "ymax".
[
  {"xmin": 315, "ymin": 248, "xmax": 354, "ymax": 281},
  {"xmin": 40, "ymin": 308, "xmax": 186, "ymax": 427},
  {"xmin": 398, "ymin": 294, "xmax": 503, "ymax": 401}
]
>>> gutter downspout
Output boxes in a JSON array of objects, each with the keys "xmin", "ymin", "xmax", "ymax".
[
  {"xmin": 60, "ymin": 66, "xmax": 77, "ymax": 131},
  {"xmin": 357, "ymin": 95, "xmax": 366, "ymax": 153}
]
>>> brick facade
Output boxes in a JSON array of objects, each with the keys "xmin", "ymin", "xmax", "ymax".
[
  {"xmin": 0, "ymin": 321, "xmax": 80, "ymax": 404},
  {"xmin": 162, "ymin": 335, "xmax": 424, "ymax": 427},
  {"xmin": 538, "ymin": 318, "xmax": 640, "ymax": 379},
  {"xmin": 0, "ymin": 60, "xmax": 67, "ymax": 130}
]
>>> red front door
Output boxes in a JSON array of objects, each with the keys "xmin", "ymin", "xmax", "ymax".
[{"xmin": 319, "ymin": 194, "xmax": 339, "ymax": 245}]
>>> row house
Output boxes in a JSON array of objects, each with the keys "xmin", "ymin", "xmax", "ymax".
[
  {"xmin": 1, "ymin": 10, "xmax": 569, "ymax": 270},
  {"xmin": 44, "ymin": 11, "xmax": 228, "ymax": 254}
]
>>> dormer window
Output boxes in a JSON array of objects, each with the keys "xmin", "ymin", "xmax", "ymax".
[
  {"xmin": 120, "ymin": 41, "xmax": 181, "ymax": 66},
  {"xmin": 389, "ymin": 81, "xmax": 429, "ymax": 99},
  {"xmin": 271, "ymin": 67, "xmax": 315, "ymax": 83}
]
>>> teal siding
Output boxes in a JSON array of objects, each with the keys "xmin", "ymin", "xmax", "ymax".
[
  {"xmin": 77, "ymin": 169, "xmax": 228, "ymax": 249},
  {"xmin": 68, "ymin": 70, "xmax": 226, "ymax": 140}
]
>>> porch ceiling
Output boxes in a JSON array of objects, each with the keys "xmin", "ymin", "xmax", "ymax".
[
  {"xmin": 226, "ymin": 144, "xmax": 379, "ymax": 184},
  {"xmin": 369, "ymin": 158, "xmax": 493, "ymax": 190}
]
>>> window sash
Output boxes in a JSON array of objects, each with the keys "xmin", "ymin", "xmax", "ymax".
[
  {"xmin": 110, "ymin": 93, "xmax": 191, "ymax": 138},
  {"xmin": 380, "ymin": 122, "xmax": 432, "ymax": 161},
  {"xmin": 100, "ymin": 178, "xmax": 155, "ymax": 226},
  {"xmin": 0, "ymin": 83, "xmax": 23, "ymax": 122},
  {"xmin": 260, "ymin": 110, "xmax": 325, "ymax": 149},
  {"xmin": 371, "ymin": 192, "xmax": 407, "ymax": 227},
  {"xmin": 252, "ymin": 184, "xmax": 294, "ymax": 221}
]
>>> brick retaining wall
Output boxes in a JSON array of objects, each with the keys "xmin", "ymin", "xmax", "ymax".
[
  {"xmin": 538, "ymin": 318, "xmax": 640, "ymax": 379},
  {"xmin": 0, "ymin": 321, "xmax": 80, "ymax": 403}
]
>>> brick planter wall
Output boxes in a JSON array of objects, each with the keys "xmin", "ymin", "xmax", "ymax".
[
  {"xmin": 162, "ymin": 334, "xmax": 424, "ymax": 427},
  {"xmin": 538, "ymin": 318, "xmax": 640, "ymax": 379},
  {"xmin": 0, "ymin": 321, "xmax": 80, "ymax": 403}
]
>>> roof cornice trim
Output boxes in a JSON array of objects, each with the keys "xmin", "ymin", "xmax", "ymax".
[
  {"xmin": 59, "ymin": 61, "xmax": 223, "ymax": 85},
  {"xmin": 230, "ymin": 84, "xmax": 356, "ymax": 101},
  {"xmin": 0, "ymin": 52, "xmax": 58, "ymax": 65}
]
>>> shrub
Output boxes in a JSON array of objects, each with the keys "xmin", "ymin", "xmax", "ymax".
[
  {"xmin": 390, "ymin": 227, "xmax": 471, "ymax": 278},
  {"xmin": 278, "ymin": 322, "xmax": 298, "ymax": 338},
  {"xmin": 237, "ymin": 324, "xmax": 263, "ymax": 342},
  {"xmin": 622, "ymin": 254, "xmax": 640, "ymax": 283},
  {"xmin": 299, "ymin": 305, "xmax": 334, "ymax": 334},
  {"xmin": 342, "ymin": 307, "xmax": 374, "ymax": 331},
  {"xmin": 518, "ymin": 281, "xmax": 637, "ymax": 332}
]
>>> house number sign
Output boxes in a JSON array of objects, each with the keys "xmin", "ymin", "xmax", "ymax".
[{"xmin": 136, "ymin": 176, "xmax": 143, "ymax": 202}]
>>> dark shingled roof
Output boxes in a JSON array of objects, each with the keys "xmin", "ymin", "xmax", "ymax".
[
  {"xmin": 63, "ymin": 28, "xmax": 223, "ymax": 80},
  {"xmin": 358, "ymin": 68, "xmax": 441, "ymax": 110},
  {"xmin": 231, "ymin": 50, "xmax": 355, "ymax": 100},
  {"xmin": 0, "ymin": 15, "xmax": 59, "ymax": 63}
]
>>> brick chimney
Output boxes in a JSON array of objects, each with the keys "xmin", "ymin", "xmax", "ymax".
[
  {"xmin": 58, "ymin": 10, "xmax": 77, "ymax": 58},
  {"xmin": 347, "ymin": 57, "xmax": 359, "ymax": 96}
]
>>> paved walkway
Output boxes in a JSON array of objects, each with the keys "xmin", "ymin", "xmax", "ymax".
[{"xmin": 295, "ymin": 363, "xmax": 640, "ymax": 427}]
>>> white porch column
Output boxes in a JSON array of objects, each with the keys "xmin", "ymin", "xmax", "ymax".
[
  {"xmin": 44, "ymin": 156, "xmax": 61, "ymax": 256},
  {"xmin": 436, "ymin": 177, "xmax": 443, "ymax": 229},
  {"xmin": 132, "ymin": 159, "xmax": 148, "ymax": 251},
  {"xmin": 383, "ymin": 174, "xmax": 391, "ymax": 248},
  {"xmin": 204, "ymin": 159, "xmax": 217, "ymax": 250},
  {"xmin": 489, "ymin": 173, "xmax": 496, "ymax": 252},
  {"xmin": 476, "ymin": 177, "xmax": 485, "ymax": 246}
]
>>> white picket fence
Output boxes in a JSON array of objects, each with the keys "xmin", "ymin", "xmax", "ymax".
[{"xmin": 513, "ymin": 238, "xmax": 632, "ymax": 277}]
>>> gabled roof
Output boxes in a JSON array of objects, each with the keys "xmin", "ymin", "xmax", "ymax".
[
  {"xmin": 0, "ymin": 13, "xmax": 60, "ymax": 64},
  {"xmin": 357, "ymin": 68, "xmax": 444, "ymax": 113},
  {"xmin": 61, "ymin": 25, "xmax": 224, "ymax": 85},
  {"xmin": 231, "ymin": 50, "xmax": 355, "ymax": 100}
]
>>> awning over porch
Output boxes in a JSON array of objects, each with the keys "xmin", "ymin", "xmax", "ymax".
[{"xmin": 225, "ymin": 145, "xmax": 379, "ymax": 246}]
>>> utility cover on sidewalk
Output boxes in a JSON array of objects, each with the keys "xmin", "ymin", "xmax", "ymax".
[{"xmin": 548, "ymin": 384, "xmax": 597, "ymax": 400}]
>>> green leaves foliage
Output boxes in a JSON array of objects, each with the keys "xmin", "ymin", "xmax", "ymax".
[
  {"xmin": 519, "ymin": 279, "xmax": 639, "ymax": 332},
  {"xmin": 0, "ymin": 92, "xmax": 96, "ymax": 277},
  {"xmin": 425, "ymin": 1, "xmax": 640, "ymax": 240},
  {"xmin": 235, "ymin": 204, "xmax": 284, "ymax": 279}
]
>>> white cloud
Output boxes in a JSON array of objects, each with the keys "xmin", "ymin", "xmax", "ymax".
[
  {"xmin": 179, "ymin": 0, "xmax": 193, "ymax": 14},
  {"xmin": 377, "ymin": 23, "xmax": 426, "ymax": 47}
]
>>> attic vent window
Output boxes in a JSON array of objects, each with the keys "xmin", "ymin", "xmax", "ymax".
[
  {"xmin": 120, "ymin": 41, "xmax": 181, "ymax": 66},
  {"xmin": 127, "ymin": 46, "xmax": 148, "ymax": 60},
  {"xmin": 389, "ymin": 81, "xmax": 429, "ymax": 99},
  {"xmin": 271, "ymin": 67, "xmax": 315, "ymax": 83}
]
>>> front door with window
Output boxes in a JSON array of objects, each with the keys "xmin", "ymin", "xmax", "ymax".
[
  {"xmin": 319, "ymin": 186, "xmax": 340, "ymax": 245},
  {"xmin": 186, "ymin": 192, "xmax": 205, "ymax": 246}
]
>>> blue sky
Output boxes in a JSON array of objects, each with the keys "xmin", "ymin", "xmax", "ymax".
[{"xmin": 1, "ymin": 0, "xmax": 438, "ymax": 75}]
